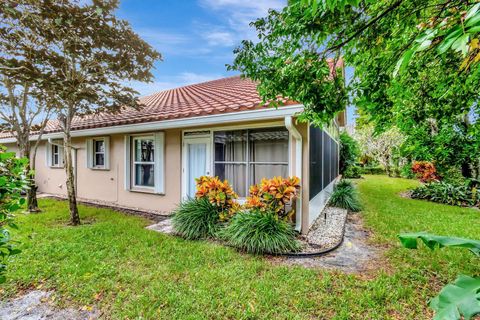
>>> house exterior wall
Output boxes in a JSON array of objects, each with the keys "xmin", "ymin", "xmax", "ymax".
[{"xmin": 1, "ymin": 116, "xmax": 338, "ymax": 234}]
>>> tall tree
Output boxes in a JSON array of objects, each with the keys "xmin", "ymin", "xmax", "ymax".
[
  {"xmin": 18, "ymin": 0, "xmax": 160, "ymax": 225},
  {"xmin": 0, "ymin": 1, "xmax": 56, "ymax": 212},
  {"xmin": 230, "ymin": 0, "xmax": 480, "ymax": 177}
]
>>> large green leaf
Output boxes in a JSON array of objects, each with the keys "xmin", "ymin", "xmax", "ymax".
[
  {"xmin": 398, "ymin": 232, "xmax": 480, "ymax": 256},
  {"xmin": 430, "ymin": 275, "xmax": 480, "ymax": 320}
]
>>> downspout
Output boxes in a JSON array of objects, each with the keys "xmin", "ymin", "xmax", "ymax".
[
  {"xmin": 48, "ymin": 138, "xmax": 78, "ymax": 196},
  {"xmin": 285, "ymin": 116, "xmax": 303, "ymax": 232}
]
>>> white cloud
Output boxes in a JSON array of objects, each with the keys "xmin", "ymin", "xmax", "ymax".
[
  {"xmin": 203, "ymin": 30, "xmax": 236, "ymax": 47},
  {"xmin": 198, "ymin": 0, "xmax": 286, "ymax": 45},
  {"xmin": 126, "ymin": 72, "xmax": 225, "ymax": 96}
]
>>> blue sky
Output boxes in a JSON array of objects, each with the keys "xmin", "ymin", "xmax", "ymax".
[
  {"xmin": 116, "ymin": 0, "xmax": 355, "ymax": 124},
  {"xmin": 118, "ymin": 0, "xmax": 286, "ymax": 95}
]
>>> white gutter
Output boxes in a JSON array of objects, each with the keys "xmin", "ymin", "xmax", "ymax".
[
  {"xmin": 285, "ymin": 116, "xmax": 303, "ymax": 232},
  {"xmin": 0, "ymin": 105, "xmax": 304, "ymax": 143}
]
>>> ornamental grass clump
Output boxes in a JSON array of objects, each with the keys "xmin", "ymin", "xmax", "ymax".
[
  {"xmin": 172, "ymin": 176, "xmax": 241, "ymax": 240},
  {"xmin": 221, "ymin": 209, "xmax": 301, "ymax": 255},
  {"xmin": 172, "ymin": 197, "xmax": 221, "ymax": 240},
  {"xmin": 329, "ymin": 179, "xmax": 362, "ymax": 212}
]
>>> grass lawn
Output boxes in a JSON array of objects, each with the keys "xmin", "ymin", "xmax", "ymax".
[{"xmin": 2, "ymin": 175, "xmax": 479, "ymax": 319}]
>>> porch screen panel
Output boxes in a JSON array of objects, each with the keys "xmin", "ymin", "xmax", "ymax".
[
  {"xmin": 309, "ymin": 125, "xmax": 340, "ymax": 200},
  {"xmin": 309, "ymin": 126, "xmax": 323, "ymax": 199},
  {"xmin": 214, "ymin": 127, "xmax": 289, "ymax": 197},
  {"xmin": 214, "ymin": 130, "xmax": 247, "ymax": 197},
  {"xmin": 322, "ymin": 131, "xmax": 331, "ymax": 189},
  {"xmin": 249, "ymin": 128, "xmax": 289, "ymax": 185}
]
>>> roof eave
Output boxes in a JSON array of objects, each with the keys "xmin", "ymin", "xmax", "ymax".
[{"xmin": 0, "ymin": 104, "xmax": 304, "ymax": 143}]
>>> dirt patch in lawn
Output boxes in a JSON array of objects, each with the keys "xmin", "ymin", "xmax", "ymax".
[
  {"xmin": 274, "ymin": 213, "xmax": 381, "ymax": 273},
  {"xmin": 0, "ymin": 290, "xmax": 99, "ymax": 320}
]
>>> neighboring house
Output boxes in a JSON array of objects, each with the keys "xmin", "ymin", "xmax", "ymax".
[{"xmin": 0, "ymin": 76, "xmax": 344, "ymax": 233}]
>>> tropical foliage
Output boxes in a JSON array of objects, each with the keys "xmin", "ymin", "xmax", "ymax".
[
  {"xmin": 245, "ymin": 176, "xmax": 300, "ymax": 221},
  {"xmin": 172, "ymin": 197, "xmax": 222, "ymax": 240},
  {"xmin": 195, "ymin": 176, "xmax": 240, "ymax": 221},
  {"xmin": 411, "ymin": 161, "xmax": 440, "ymax": 183},
  {"xmin": 339, "ymin": 132, "xmax": 360, "ymax": 178},
  {"xmin": 411, "ymin": 181, "xmax": 479, "ymax": 207},
  {"xmin": 398, "ymin": 232, "xmax": 480, "ymax": 320},
  {"xmin": 329, "ymin": 179, "xmax": 361, "ymax": 212},
  {"xmin": 354, "ymin": 125, "xmax": 404, "ymax": 176},
  {"xmin": 0, "ymin": 146, "xmax": 28, "ymax": 283},
  {"xmin": 230, "ymin": 0, "xmax": 480, "ymax": 180},
  {"xmin": 220, "ymin": 209, "xmax": 301, "ymax": 255}
]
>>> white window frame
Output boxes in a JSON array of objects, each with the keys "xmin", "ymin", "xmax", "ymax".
[
  {"xmin": 46, "ymin": 140, "xmax": 64, "ymax": 168},
  {"xmin": 132, "ymin": 136, "xmax": 155, "ymax": 189},
  {"xmin": 93, "ymin": 139, "xmax": 106, "ymax": 167},
  {"xmin": 86, "ymin": 136, "xmax": 110, "ymax": 170},
  {"xmin": 124, "ymin": 132, "xmax": 165, "ymax": 194}
]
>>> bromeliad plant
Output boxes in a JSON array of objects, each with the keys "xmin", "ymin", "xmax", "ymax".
[
  {"xmin": 244, "ymin": 176, "xmax": 301, "ymax": 221},
  {"xmin": 398, "ymin": 232, "xmax": 480, "ymax": 320},
  {"xmin": 195, "ymin": 176, "xmax": 240, "ymax": 221}
]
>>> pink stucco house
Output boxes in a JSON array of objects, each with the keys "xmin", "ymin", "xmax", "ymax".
[{"xmin": 0, "ymin": 76, "xmax": 344, "ymax": 233}]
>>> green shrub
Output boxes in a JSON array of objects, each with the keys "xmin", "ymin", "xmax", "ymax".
[
  {"xmin": 411, "ymin": 181, "xmax": 478, "ymax": 207},
  {"xmin": 343, "ymin": 165, "xmax": 361, "ymax": 179},
  {"xmin": 172, "ymin": 197, "xmax": 222, "ymax": 240},
  {"xmin": 220, "ymin": 209, "xmax": 301, "ymax": 254},
  {"xmin": 359, "ymin": 165, "xmax": 385, "ymax": 175},
  {"xmin": 329, "ymin": 180, "xmax": 362, "ymax": 212},
  {"xmin": 400, "ymin": 163, "xmax": 415, "ymax": 179},
  {"xmin": 339, "ymin": 132, "xmax": 360, "ymax": 174},
  {"xmin": 0, "ymin": 146, "xmax": 28, "ymax": 283}
]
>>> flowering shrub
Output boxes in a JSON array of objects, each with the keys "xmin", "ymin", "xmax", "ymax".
[
  {"xmin": 195, "ymin": 176, "xmax": 239, "ymax": 221},
  {"xmin": 245, "ymin": 176, "xmax": 301, "ymax": 221},
  {"xmin": 411, "ymin": 161, "xmax": 440, "ymax": 183}
]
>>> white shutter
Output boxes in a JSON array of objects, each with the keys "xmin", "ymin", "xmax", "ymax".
[
  {"xmin": 86, "ymin": 138, "xmax": 93, "ymax": 168},
  {"xmin": 124, "ymin": 135, "xmax": 131, "ymax": 190},
  {"xmin": 104, "ymin": 137, "xmax": 110, "ymax": 170},
  {"xmin": 45, "ymin": 141, "xmax": 52, "ymax": 167},
  {"xmin": 154, "ymin": 132, "xmax": 165, "ymax": 194}
]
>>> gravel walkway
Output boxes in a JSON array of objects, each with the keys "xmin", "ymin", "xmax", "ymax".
[
  {"xmin": 281, "ymin": 213, "xmax": 378, "ymax": 272},
  {"xmin": 299, "ymin": 207, "xmax": 348, "ymax": 253},
  {"xmin": 0, "ymin": 291, "xmax": 99, "ymax": 320}
]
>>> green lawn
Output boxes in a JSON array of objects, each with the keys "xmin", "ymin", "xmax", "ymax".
[{"xmin": 2, "ymin": 175, "xmax": 479, "ymax": 319}]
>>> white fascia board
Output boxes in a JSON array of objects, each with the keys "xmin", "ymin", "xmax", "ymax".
[{"xmin": 0, "ymin": 105, "xmax": 304, "ymax": 143}]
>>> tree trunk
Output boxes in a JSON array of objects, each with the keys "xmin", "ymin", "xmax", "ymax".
[
  {"xmin": 19, "ymin": 141, "xmax": 41, "ymax": 213},
  {"xmin": 63, "ymin": 131, "xmax": 80, "ymax": 225}
]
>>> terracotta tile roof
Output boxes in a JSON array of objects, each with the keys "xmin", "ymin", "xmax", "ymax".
[{"xmin": 0, "ymin": 76, "xmax": 297, "ymax": 139}]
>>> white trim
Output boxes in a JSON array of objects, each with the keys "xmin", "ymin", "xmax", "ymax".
[
  {"xmin": 181, "ymin": 135, "xmax": 212, "ymax": 199},
  {"xmin": 285, "ymin": 116, "xmax": 303, "ymax": 232},
  {"xmin": 308, "ymin": 177, "xmax": 339, "ymax": 227},
  {"xmin": 124, "ymin": 135, "xmax": 131, "ymax": 190},
  {"xmin": 132, "ymin": 135, "xmax": 155, "ymax": 190},
  {"xmin": 154, "ymin": 132, "xmax": 165, "ymax": 194},
  {"xmin": 0, "ymin": 105, "xmax": 304, "ymax": 144},
  {"xmin": 86, "ymin": 137, "xmax": 110, "ymax": 170}
]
